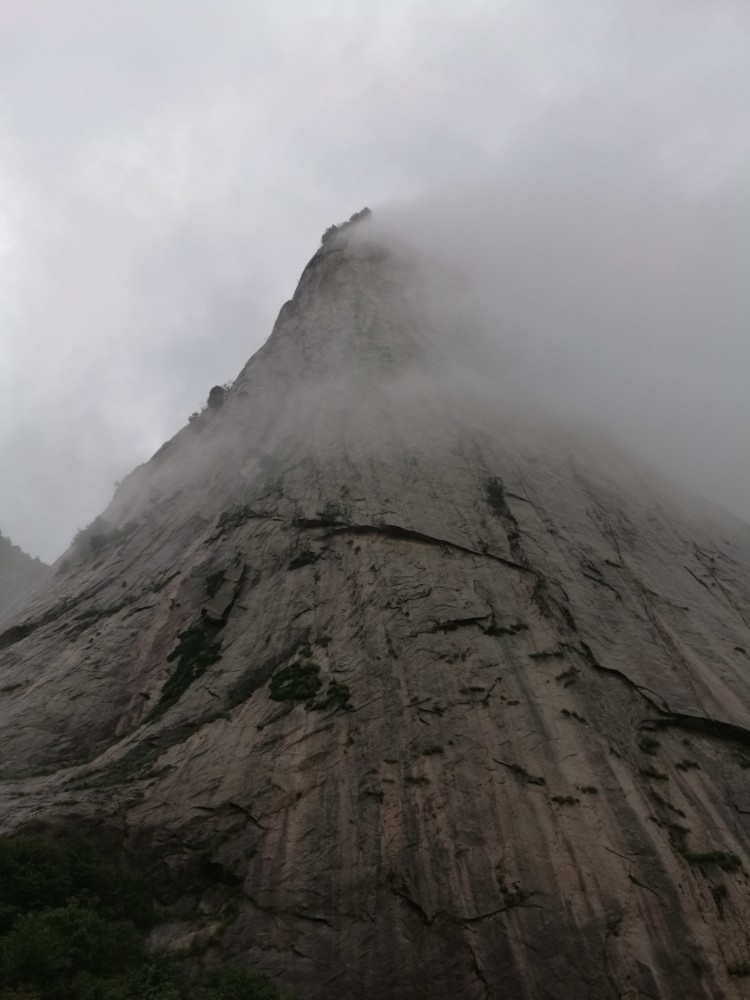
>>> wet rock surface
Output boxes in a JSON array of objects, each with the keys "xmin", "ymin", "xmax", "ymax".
[{"xmin": 1, "ymin": 218, "xmax": 750, "ymax": 998}]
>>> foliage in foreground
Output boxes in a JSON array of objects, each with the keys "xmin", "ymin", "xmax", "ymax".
[{"xmin": 0, "ymin": 833, "xmax": 290, "ymax": 1000}]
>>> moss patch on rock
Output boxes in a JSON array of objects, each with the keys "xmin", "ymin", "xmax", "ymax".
[{"xmin": 152, "ymin": 622, "xmax": 223, "ymax": 718}]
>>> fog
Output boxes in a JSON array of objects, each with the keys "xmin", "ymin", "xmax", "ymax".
[
  {"xmin": 1, "ymin": 1, "xmax": 749, "ymax": 560},
  {"xmin": 368, "ymin": 145, "xmax": 750, "ymax": 520}
]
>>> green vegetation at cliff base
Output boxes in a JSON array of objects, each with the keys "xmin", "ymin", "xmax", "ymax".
[{"xmin": 0, "ymin": 832, "xmax": 291, "ymax": 1000}]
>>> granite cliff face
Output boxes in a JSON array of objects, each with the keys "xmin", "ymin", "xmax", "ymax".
[{"xmin": 2, "ymin": 214, "xmax": 750, "ymax": 999}]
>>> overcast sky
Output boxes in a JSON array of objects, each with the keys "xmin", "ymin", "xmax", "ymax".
[{"xmin": 1, "ymin": 1, "xmax": 749, "ymax": 561}]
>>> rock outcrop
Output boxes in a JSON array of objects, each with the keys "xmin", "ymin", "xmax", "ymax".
[{"xmin": 2, "ymin": 213, "xmax": 750, "ymax": 999}]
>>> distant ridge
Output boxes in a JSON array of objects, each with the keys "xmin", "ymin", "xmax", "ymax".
[{"xmin": 0, "ymin": 531, "xmax": 47, "ymax": 618}]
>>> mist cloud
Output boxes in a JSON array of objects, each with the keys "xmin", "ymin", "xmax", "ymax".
[
  {"xmin": 370, "ymin": 112, "xmax": 750, "ymax": 519},
  {"xmin": 1, "ymin": 0, "xmax": 749, "ymax": 559}
]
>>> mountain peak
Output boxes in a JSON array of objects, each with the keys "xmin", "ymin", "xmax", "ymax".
[
  {"xmin": 320, "ymin": 206, "xmax": 373, "ymax": 245},
  {"xmin": 234, "ymin": 206, "xmax": 445, "ymax": 387}
]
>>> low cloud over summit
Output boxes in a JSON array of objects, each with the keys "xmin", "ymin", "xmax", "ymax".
[{"xmin": 1, "ymin": 0, "xmax": 749, "ymax": 558}]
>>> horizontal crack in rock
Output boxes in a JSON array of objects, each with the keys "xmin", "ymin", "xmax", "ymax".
[
  {"xmin": 581, "ymin": 640, "xmax": 750, "ymax": 748},
  {"xmin": 300, "ymin": 519, "xmax": 536, "ymax": 573}
]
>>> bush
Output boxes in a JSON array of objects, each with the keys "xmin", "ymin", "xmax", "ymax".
[
  {"xmin": 0, "ymin": 836, "xmax": 72, "ymax": 933},
  {"xmin": 0, "ymin": 835, "xmax": 152, "ymax": 935},
  {"xmin": 0, "ymin": 833, "xmax": 291, "ymax": 1000},
  {"xmin": 195, "ymin": 966, "xmax": 288, "ymax": 1000},
  {"xmin": 207, "ymin": 386, "xmax": 225, "ymax": 410},
  {"xmin": 68, "ymin": 518, "xmax": 138, "ymax": 563},
  {"xmin": 269, "ymin": 662, "xmax": 321, "ymax": 702},
  {"xmin": 0, "ymin": 902, "xmax": 143, "ymax": 992},
  {"xmin": 0, "ymin": 834, "xmax": 148, "ymax": 999},
  {"xmin": 71, "ymin": 517, "xmax": 111, "ymax": 558}
]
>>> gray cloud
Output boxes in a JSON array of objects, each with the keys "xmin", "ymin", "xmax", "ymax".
[
  {"xmin": 1, "ymin": 0, "xmax": 749, "ymax": 559},
  {"xmin": 371, "ymin": 154, "xmax": 750, "ymax": 516}
]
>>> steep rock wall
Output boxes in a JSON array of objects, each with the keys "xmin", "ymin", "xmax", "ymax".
[{"xmin": 1, "ymin": 218, "xmax": 750, "ymax": 998}]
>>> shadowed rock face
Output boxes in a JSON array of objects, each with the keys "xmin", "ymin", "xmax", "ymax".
[{"xmin": 2, "ymin": 215, "xmax": 750, "ymax": 999}]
